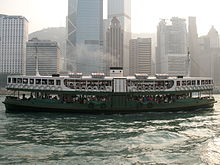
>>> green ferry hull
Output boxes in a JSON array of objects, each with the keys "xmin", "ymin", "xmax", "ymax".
[{"xmin": 3, "ymin": 97, "xmax": 216, "ymax": 114}]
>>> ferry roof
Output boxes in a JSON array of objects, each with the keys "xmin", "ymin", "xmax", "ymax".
[{"xmin": 8, "ymin": 75, "xmax": 213, "ymax": 81}]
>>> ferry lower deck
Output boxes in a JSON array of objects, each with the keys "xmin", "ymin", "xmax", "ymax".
[{"xmin": 3, "ymin": 90, "xmax": 216, "ymax": 114}]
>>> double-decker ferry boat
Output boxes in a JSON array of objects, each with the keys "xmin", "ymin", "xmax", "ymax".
[{"xmin": 3, "ymin": 68, "xmax": 216, "ymax": 114}]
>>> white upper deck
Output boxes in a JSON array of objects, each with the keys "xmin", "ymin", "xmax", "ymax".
[{"xmin": 6, "ymin": 73, "xmax": 214, "ymax": 93}]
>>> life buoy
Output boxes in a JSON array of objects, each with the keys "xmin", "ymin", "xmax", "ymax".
[
  {"xmin": 106, "ymin": 86, "xmax": 111, "ymax": 91},
  {"xmin": 138, "ymin": 87, "xmax": 142, "ymax": 91},
  {"xmin": 145, "ymin": 87, "xmax": 149, "ymax": 91},
  {"xmin": 100, "ymin": 86, "xmax": 105, "ymax": 91},
  {"xmin": 93, "ymin": 86, "xmax": 98, "ymax": 91},
  {"xmin": 132, "ymin": 87, "xmax": 137, "ymax": 92}
]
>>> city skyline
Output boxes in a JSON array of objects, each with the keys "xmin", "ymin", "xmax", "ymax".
[{"xmin": 1, "ymin": 0, "xmax": 220, "ymax": 35}]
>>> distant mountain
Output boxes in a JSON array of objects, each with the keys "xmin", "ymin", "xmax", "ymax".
[{"xmin": 29, "ymin": 27, "xmax": 66, "ymax": 44}]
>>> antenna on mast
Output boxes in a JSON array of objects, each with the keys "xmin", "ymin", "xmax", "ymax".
[{"xmin": 187, "ymin": 48, "xmax": 191, "ymax": 77}]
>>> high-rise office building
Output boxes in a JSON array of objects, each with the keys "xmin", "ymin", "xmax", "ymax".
[
  {"xmin": 207, "ymin": 26, "xmax": 219, "ymax": 48},
  {"xmin": 129, "ymin": 38, "xmax": 152, "ymax": 75},
  {"xmin": 156, "ymin": 17, "xmax": 188, "ymax": 76},
  {"xmin": 106, "ymin": 17, "xmax": 124, "ymax": 73},
  {"xmin": 26, "ymin": 38, "xmax": 61, "ymax": 76},
  {"xmin": 188, "ymin": 16, "xmax": 199, "ymax": 76},
  {"xmin": 0, "ymin": 14, "xmax": 28, "ymax": 74},
  {"xmin": 66, "ymin": 0, "xmax": 103, "ymax": 74},
  {"xmin": 198, "ymin": 27, "xmax": 220, "ymax": 86},
  {"xmin": 108, "ymin": 0, "xmax": 131, "ymax": 75}
]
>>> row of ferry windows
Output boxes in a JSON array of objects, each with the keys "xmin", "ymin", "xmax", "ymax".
[
  {"xmin": 176, "ymin": 80, "xmax": 213, "ymax": 86},
  {"xmin": 8, "ymin": 78, "xmax": 61, "ymax": 86}
]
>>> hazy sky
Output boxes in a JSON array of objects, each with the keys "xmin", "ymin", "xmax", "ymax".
[{"xmin": 1, "ymin": 0, "xmax": 220, "ymax": 35}]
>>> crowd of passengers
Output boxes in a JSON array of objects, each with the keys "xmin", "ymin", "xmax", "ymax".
[
  {"xmin": 20, "ymin": 92, "xmax": 197, "ymax": 105},
  {"xmin": 130, "ymin": 94, "xmax": 191, "ymax": 104},
  {"xmin": 21, "ymin": 93, "xmax": 107, "ymax": 104}
]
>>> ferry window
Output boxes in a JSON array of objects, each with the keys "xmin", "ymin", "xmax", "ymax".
[
  {"xmin": 192, "ymin": 80, "xmax": 196, "ymax": 85},
  {"xmin": 209, "ymin": 80, "xmax": 211, "ymax": 84},
  {"xmin": 56, "ymin": 80, "xmax": 61, "ymax": 86},
  {"xmin": 49, "ymin": 80, "xmax": 54, "ymax": 85},
  {"xmin": 23, "ymin": 78, "xmax": 28, "ymax": 84},
  {"xmin": 187, "ymin": 81, "xmax": 191, "ymax": 86},
  {"xmin": 197, "ymin": 80, "xmax": 200, "ymax": 85},
  {"xmin": 12, "ymin": 78, "xmax": 17, "ymax": 83},
  {"xmin": 176, "ymin": 81, "xmax": 180, "ymax": 86},
  {"xmin": 42, "ymin": 79, "xmax": 48, "ymax": 85},
  {"xmin": 205, "ymin": 80, "xmax": 209, "ymax": 84},
  {"xmin": 30, "ymin": 79, "xmax": 34, "ymax": 84},
  {"xmin": 17, "ymin": 78, "xmax": 22, "ymax": 83},
  {"xmin": 8, "ymin": 78, "xmax": 11, "ymax": 83},
  {"xmin": 182, "ymin": 81, "xmax": 186, "ymax": 86},
  {"xmin": 201, "ymin": 80, "xmax": 205, "ymax": 85},
  {"xmin": 36, "ymin": 79, "xmax": 41, "ymax": 85}
]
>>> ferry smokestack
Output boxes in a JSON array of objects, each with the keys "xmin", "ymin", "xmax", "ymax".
[{"xmin": 110, "ymin": 67, "xmax": 124, "ymax": 77}]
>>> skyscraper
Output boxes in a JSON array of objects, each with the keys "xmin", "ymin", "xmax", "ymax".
[
  {"xmin": 106, "ymin": 17, "xmax": 123, "ymax": 73},
  {"xmin": 129, "ymin": 38, "xmax": 152, "ymax": 76},
  {"xmin": 108, "ymin": 0, "xmax": 131, "ymax": 75},
  {"xmin": 188, "ymin": 16, "xmax": 199, "ymax": 76},
  {"xmin": 0, "ymin": 14, "xmax": 28, "ymax": 74},
  {"xmin": 66, "ymin": 0, "xmax": 103, "ymax": 74},
  {"xmin": 198, "ymin": 26, "xmax": 220, "ymax": 86},
  {"xmin": 26, "ymin": 38, "xmax": 61, "ymax": 76},
  {"xmin": 156, "ymin": 17, "xmax": 188, "ymax": 76},
  {"xmin": 207, "ymin": 26, "xmax": 219, "ymax": 48}
]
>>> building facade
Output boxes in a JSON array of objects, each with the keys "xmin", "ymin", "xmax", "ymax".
[
  {"xmin": 0, "ymin": 14, "xmax": 28, "ymax": 74},
  {"xmin": 129, "ymin": 38, "xmax": 152, "ymax": 75},
  {"xmin": 198, "ymin": 26, "xmax": 220, "ymax": 86},
  {"xmin": 106, "ymin": 17, "xmax": 123, "ymax": 73},
  {"xmin": 66, "ymin": 0, "xmax": 103, "ymax": 74},
  {"xmin": 26, "ymin": 38, "xmax": 60, "ymax": 76},
  {"xmin": 207, "ymin": 26, "xmax": 219, "ymax": 48},
  {"xmin": 156, "ymin": 17, "xmax": 188, "ymax": 76},
  {"xmin": 188, "ymin": 16, "xmax": 199, "ymax": 76},
  {"xmin": 108, "ymin": 0, "xmax": 131, "ymax": 75}
]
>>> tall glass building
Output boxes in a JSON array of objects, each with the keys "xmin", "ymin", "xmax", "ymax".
[
  {"xmin": 108, "ymin": 0, "xmax": 131, "ymax": 75},
  {"xmin": 156, "ymin": 17, "xmax": 188, "ymax": 76},
  {"xmin": 66, "ymin": 0, "xmax": 103, "ymax": 73}
]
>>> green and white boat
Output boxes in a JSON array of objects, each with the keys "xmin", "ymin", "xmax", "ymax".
[{"xmin": 3, "ymin": 68, "xmax": 216, "ymax": 114}]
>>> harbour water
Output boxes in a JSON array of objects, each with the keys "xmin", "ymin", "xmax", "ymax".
[{"xmin": 0, "ymin": 95, "xmax": 220, "ymax": 164}]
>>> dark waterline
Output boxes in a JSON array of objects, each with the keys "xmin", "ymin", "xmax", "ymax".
[{"xmin": 0, "ymin": 95, "xmax": 220, "ymax": 164}]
